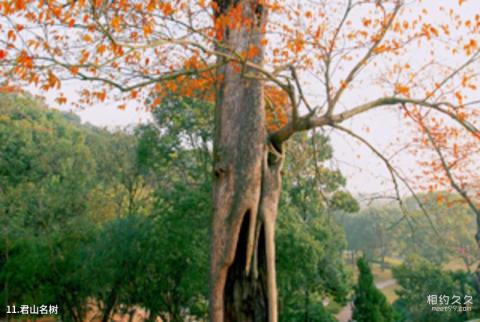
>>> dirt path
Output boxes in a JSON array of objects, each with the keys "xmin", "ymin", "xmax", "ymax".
[
  {"xmin": 335, "ymin": 302, "xmax": 353, "ymax": 322},
  {"xmin": 335, "ymin": 279, "xmax": 396, "ymax": 322},
  {"xmin": 375, "ymin": 279, "xmax": 396, "ymax": 289}
]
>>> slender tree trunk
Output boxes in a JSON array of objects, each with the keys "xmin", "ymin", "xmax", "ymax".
[
  {"xmin": 101, "ymin": 290, "xmax": 117, "ymax": 322},
  {"xmin": 474, "ymin": 229, "xmax": 480, "ymax": 303},
  {"xmin": 127, "ymin": 308, "xmax": 136, "ymax": 322},
  {"xmin": 4, "ymin": 227, "xmax": 8, "ymax": 313},
  {"xmin": 304, "ymin": 289, "xmax": 310, "ymax": 322},
  {"xmin": 209, "ymin": 1, "xmax": 283, "ymax": 321}
]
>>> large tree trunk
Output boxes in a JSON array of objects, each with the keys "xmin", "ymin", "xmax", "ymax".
[{"xmin": 209, "ymin": 1, "xmax": 283, "ymax": 321}]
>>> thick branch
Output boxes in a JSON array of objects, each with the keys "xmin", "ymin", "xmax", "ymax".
[{"xmin": 270, "ymin": 96, "xmax": 479, "ymax": 144}]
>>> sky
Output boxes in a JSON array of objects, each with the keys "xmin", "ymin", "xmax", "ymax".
[{"xmin": 36, "ymin": 0, "xmax": 480, "ymax": 199}]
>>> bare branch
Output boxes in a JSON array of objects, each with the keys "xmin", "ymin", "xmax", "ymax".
[
  {"xmin": 330, "ymin": 124, "xmax": 440, "ymax": 238},
  {"xmin": 326, "ymin": 0, "xmax": 402, "ymax": 115},
  {"xmin": 75, "ymin": 63, "xmax": 222, "ymax": 92},
  {"xmin": 324, "ymin": 0, "xmax": 354, "ymax": 111},
  {"xmin": 418, "ymin": 118, "xmax": 480, "ymax": 217}
]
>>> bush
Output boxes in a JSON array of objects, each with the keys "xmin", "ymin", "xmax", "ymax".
[{"xmin": 352, "ymin": 257, "xmax": 394, "ymax": 322}]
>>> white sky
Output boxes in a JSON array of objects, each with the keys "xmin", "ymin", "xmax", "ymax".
[{"xmin": 39, "ymin": 0, "xmax": 479, "ymax": 197}]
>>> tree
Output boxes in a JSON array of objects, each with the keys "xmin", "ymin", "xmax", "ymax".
[
  {"xmin": 138, "ymin": 94, "xmax": 355, "ymax": 321},
  {"xmin": 0, "ymin": 93, "xmax": 101, "ymax": 322},
  {"xmin": 341, "ymin": 193, "xmax": 478, "ymax": 270},
  {"xmin": 135, "ymin": 95, "xmax": 213, "ymax": 321},
  {"xmin": 339, "ymin": 206, "xmax": 396, "ymax": 267},
  {"xmin": 353, "ymin": 257, "xmax": 394, "ymax": 322},
  {"xmin": 2, "ymin": 1, "xmax": 479, "ymax": 320},
  {"xmin": 393, "ymin": 256, "xmax": 475, "ymax": 322},
  {"xmin": 412, "ymin": 117, "xmax": 480, "ymax": 295},
  {"xmin": 276, "ymin": 133, "xmax": 356, "ymax": 321},
  {"xmin": 399, "ymin": 193, "xmax": 477, "ymax": 267},
  {"xmin": 84, "ymin": 215, "xmax": 154, "ymax": 322}
]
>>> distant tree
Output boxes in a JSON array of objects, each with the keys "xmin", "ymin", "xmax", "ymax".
[
  {"xmin": 338, "ymin": 204, "xmax": 399, "ymax": 269},
  {"xmin": 340, "ymin": 192, "xmax": 478, "ymax": 271},
  {"xmin": 353, "ymin": 257, "xmax": 394, "ymax": 322},
  {"xmin": 394, "ymin": 193, "xmax": 477, "ymax": 268}
]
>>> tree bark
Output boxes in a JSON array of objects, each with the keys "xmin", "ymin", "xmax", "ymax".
[{"xmin": 209, "ymin": 1, "xmax": 283, "ymax": 321}]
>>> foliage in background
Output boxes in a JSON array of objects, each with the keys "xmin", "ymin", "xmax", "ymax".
[
  {"xmin": 393, "ymin": 256, "xmax": 475, "ymax": 322},
  {"xmin": 338, "ymin": 193, "xmax": 477, "ymax": 271}
]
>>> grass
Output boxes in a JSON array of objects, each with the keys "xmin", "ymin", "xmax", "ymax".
[
  {"xmin": 380, "ymin": 284, "xmax": 399, "ymax": 304},
  {"xmin": 371, "ymin": 264, "xmax": 393, "ymax": 283},
  {"xmin": 443, "ymin": 258, "xmax": 477, "ymax": 271},
  {"xmin": 370, "ymin": 264, "xmax": 398, "ymax": 304},
  {"xmin": 325, "ymin": 300, "xmax": 343, "ymax": 315}
]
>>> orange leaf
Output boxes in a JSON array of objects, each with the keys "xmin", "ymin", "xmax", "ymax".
[
  {"xmin": 146, "ymin": 0, "xmax": 156, "ymax": 12},
  {"xmin": 246, "ymin": 45, "xmax": 260, "ymax": 59},
  {"xmin": 395, "ymin": 84, "xmax": 410, "ymax": 96},
  {"xmin": 111, "ymin": 16, "xmax": 121, "ymax": 32},
  {"xmin": 70, "ymin": 66, "xmax": 79, "ymax": 75},
  {"xmin": 7, "ymin": 30, "xmax": 16, "ymax": 41},
  {"xmin": 15, "ymin": 0, "xmax": 25, "ymax": 11},
  {"xmin": 362, "ymin": 18, "xmax": 371, "ymax": 27},
  {"xmin": 159, "ymin": 3, "xmax": 174, "ymax": 15},
  {"xmin": 82, "ymin": 34, "xmax": 93, "ymax": 42},
  {"xmin": 143, "ymin": 24, "xmax": 153, "ymax": 36},
  {"xmin": 47, "ymin": 70, "xmax": 61, "ymax": 89},
  {"xmin": 455, "ymin": 91, "xmax": 463, "ymax": 105},
  {"xmin": 17, "ymin": 51, "xmax": 33, "ymax": 68},
  {"xmin": 55, "ymin": 96, "xmax": 67, "ymax": 105},
  {"xmin": 97, "ymin": 44, "xmax": 106, "ymax": 54}
]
